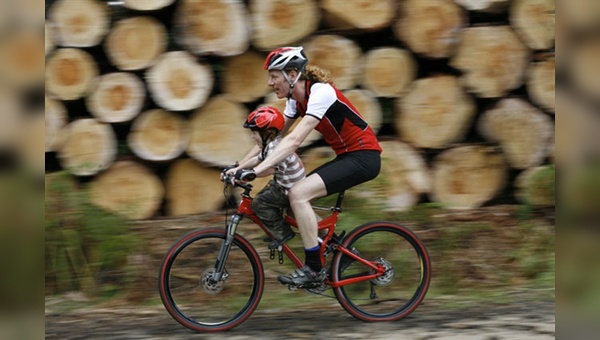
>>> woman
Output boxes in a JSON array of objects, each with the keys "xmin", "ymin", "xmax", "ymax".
[{"xmin": 235, "ymin": 46, "xmax": 382, "ymax": 286}]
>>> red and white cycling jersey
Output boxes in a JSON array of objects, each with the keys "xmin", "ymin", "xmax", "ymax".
[{"xmin": 284, "ymin": 81, "xmax": 382, "ymax": 155}]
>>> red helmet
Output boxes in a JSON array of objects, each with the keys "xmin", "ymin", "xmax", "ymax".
[{"xmin": 244, "ymin": 106, "xmax": 285, "ymax": 132}]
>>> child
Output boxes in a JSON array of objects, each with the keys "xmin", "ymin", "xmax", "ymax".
[{"xmin": 225, "ymin": 106, "xmax": 305, "ymax": 249}]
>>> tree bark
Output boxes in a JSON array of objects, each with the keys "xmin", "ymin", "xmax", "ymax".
[
  {"xmin": 396, "ymin": 75, "xmax": 476, "ymax": 149},
  {"xmin": 526, "ymin": 54, "xmax": 555, "ymax": 113},
  {"xmin": 430, "ymin": 145, "xmax": 508, "ymax": 209},
  {"xmin": 221, "ymin": 51, "xmax": 271, "ymax": 103},
  {"xmin": 127, "ymin": 109, "xmax": 190, "ymax": 161},
  {"xmin": 187, "ymin": 95, "xmax": 253, "ymax": 167},
  {"xmin": 453, "ymin": 0, "xmax": 509, "ymax": 13},
  {"xmin": 48, "ymin": 0, "xmax": 110, "ymax": 48},
  {"xmin": 509, "ymin": 0, "xmax": 555, "ymax": 50},
  {"xmin": 0, "ymin": 26, "xmax": 45, "ymax": 90},
  {"xmin": 478, "ymin": 98, "xmax": 554, "ymax": 169},
  {"xmin": 86, "ymin": 72, "xmax": 146, "ymax": 123},
  {"xmin": 394, "ymin": 0, "xmax": 467, "ymax": 59},
  {"xmin": 361, "ymin": 47, "xmax": 416, "ymax": 97},
  {"xmin": 250, "ymin": 0, "xmax": 320, "ymax": 50},
  {"xmin": 450, "ymin": 26, "xmax": 530, "ymax": 98},
  {"xmin": 89, "ymin": 160, "xmax": 164, "ymax": 220},
  {"xmin": 57, "ymin": 118, "xmax": 117, "ymax": 176},
  {"xmin": 321, "ymin": 0, "xmax": 396, "ymax": 31},
  {"xmin": 304, "ymin": 34, "xmax": 363, "ymax": 90},
  {"xmin": 45, "ymin": 96, "xmax": 68, "ymax": 152},
  {"xmin": 343, "ymin": 89, "xmax": 383, "ymax": 134},
  {"xmin": 105, "ymin": 16, "xmax": 167, "ymax": 71},
  {"xmin": 145, "ymin": 50, "xmax": 213, "ymax": 111},
  {"xmin": 515, "ymin": 165, "xmax": 555, "ymax": 207},
  {"xmin": 123, "ymin": 0, "xmax": 176, "ymax": 11},
  {"xmin": 45, "ymin": 48, "xmax": 99, "ymax": 101},
  {"xmin": 165, "ymin": 158, "xmax": 224, "ymax": 216},
  {"xmin": 175, "ymin": 0, "xmax": 249, "ymax": 56}
]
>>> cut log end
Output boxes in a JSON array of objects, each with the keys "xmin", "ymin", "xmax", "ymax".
[{"xmin": 128, "ymin": 109, "xmax": 190, "ymax": 161}]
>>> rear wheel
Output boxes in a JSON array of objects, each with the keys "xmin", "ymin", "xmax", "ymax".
[
  {"xmin": 331, "ymin": 221, "xmax": 431, "ymax": 321},
  {"xmin": 158, "ymin": 229, "xmax": 264, "ymax": 332}
]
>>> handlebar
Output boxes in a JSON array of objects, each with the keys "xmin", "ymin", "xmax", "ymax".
[{"xmin": 222, "ymin": 173, "xmax": 253, "ymax": 193}]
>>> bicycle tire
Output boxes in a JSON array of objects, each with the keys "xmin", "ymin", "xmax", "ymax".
[
  {"xmin": 331, "ymin": 221, "xmax": 431, "ymax": 322},
  {"xmin": 158, "ymin": 228, "xmax": 264, "ymax": 332}
]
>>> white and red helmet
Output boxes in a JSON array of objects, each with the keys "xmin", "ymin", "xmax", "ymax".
[{"xmin": 264, "ymin": 47, "xmax": 308, "ymax": 72}]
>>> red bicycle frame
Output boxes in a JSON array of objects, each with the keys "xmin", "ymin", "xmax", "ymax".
[{"xmin": 234, "ymin": 187, "xmax": 385, "ymax": 288}]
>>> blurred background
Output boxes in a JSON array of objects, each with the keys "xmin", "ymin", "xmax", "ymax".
[{"xmin": 0, "ymin": 0, "xmax": 595, "ymax": 337}]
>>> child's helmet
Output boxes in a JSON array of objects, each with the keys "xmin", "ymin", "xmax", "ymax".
[{"xmin": 244, "ymin": 106, "xmax": 285, "ymax": 132}]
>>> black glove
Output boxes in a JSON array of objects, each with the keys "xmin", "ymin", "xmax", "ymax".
[
  {"xmin": 221, "ymin": 162, "xmax": 238, "ymax": 175},
  {"xmin": 235, "ymin": 168, "xmax": 257, "ymax": 182}
]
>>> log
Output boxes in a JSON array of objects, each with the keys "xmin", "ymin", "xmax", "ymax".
[
  {"xmin": 554, "ymin": 90, "xmax": 600, "ymax": 172},
  {"xmin": 86, "ymin": 72, "xmax": 146, "ymax": 123},
  {"xmin": 165, "ymin": 158, "xmax": 224, "ymax": 216},
  {"xmin": 342, "ymin": 89, "xmax": 383, "ymax": 134},
  {"xmin": 57, "ymin": 118, "xmax": 117, "ymax": 176},
  {"xmin": 48, "ymin": 0, "xmax": 110, "ymax": 48},
  {"xmin": 45, "ymin": 96, "xmax": 68, "ymax": 152},
  {"xmin": 304, "ymin": 35, "xmax": 362, "ymax": 90},
  {"xmin": 396, "ymin": 75, "xmax": 476, "ymax": 149},
  {"xmin": 321, "ymin": 0, "xmax": 395, "ymax": 31},
  {"xmin": 11, "ymin": 0, "xmax": 46, "ymax": 27},
  {"xmin": 478, "ymin": 98, "xmax": 554, "ymax": 169},
  {"xmin": 509, "ymin": 0, "xmax": 555, "ymax": 50},
  {"xmin": 260, "ymin": 94, "xmax": 322, "ymax": 148},
  {"xmin": 571, "ymin": 37, "xmax": 600, "ymax": 102},
  {"xmin": 560, "ymin": 0, "xmax": 600, "ymax": 31},
  {"xmin": 250, "ymin": 0, "xmax": 320, "ymax": 50},
  {"xmin": 0, "ymin": 88, "xmax": 22, "ymax": 149},
  {"xmin": 45, "ymin": 48, "xmax": 99, "ymax": 101},
  {"xmin": 187, "ymin": 95, "xmax": 253, "ymax": 167},
  {"xmin": 123, "ymin": 0, "xmax": 176, "ymax": 11},
  {"xmin": 127, "ymin": 109, "xmax": 190, "ymax": 161},
  {"xmin": 515, "ymin": 165, "xmax": 555, "ymax": 207},
  {"xmin": 394, "ymin": 0, "xmax": 467, "ymax": 59},
  {"xmin": 301, "ymin": 146, "xmax": 336, "ymax": 175},
  {"xmin": 45, "ymin": 22, "xmax": 55, "ymax": 55},
  {"xmin": 0, "ymin": 27, "xmax": 45, "ymax": 89},
  {"xmin": 89, "ymin": 160, "xmax": 164, "ymax": 220},
  {"xmin": 526, "ymin": 54, "xmax": 555, "ymax": 113},
  {"xmin": 19, "ymin": 113, "xmax": 45, "ymax": 175},
  {"xmin": 221, "ymin": 51, "xmax": 271, "ymax": 103},
  {"xmin": 361, "ymin": 47, "xmax": 417, "ymax": 97},
  {"xmin": 453, "ymin": 0, "xmax": 509, "ymax": 13},
  {"xmin": 145, "ymin": 50, "xmax": 213, "ymax": 111},
  {"xmin": 105, "ymin": 16, "xmax": 167, "ymax": 71},
  {"xmin": 430, "ymin": 145, "xmax": 508, "ymax": 209},
  {"xmin": 450, "ymin": 26, "xmax": 530, "ymax": 98},
  {"xmin": 175, "ymin": 0, "xmax": 249, "ymax": 56},
  {"xmin": 356, "ymin": 140, "xmax": 431, "ymax": 212}
]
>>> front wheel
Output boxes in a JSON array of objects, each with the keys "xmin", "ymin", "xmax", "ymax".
[
  {"xmin": 158, "ymin": 228, "xmax": 264, "ymax": 332},
  {"xmin": 331, "ymin": 221, "xmax": 431, "ymax": 322}
]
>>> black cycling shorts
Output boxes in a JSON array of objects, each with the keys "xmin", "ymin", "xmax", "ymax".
[{"xmin": 309, "ymin": 150, "xmax": 381, "ymax": 196}]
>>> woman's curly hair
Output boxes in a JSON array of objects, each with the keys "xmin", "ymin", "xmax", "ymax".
[{"xmin": 300, "ymin": 65, "xmax": 333, "ymax": 84}]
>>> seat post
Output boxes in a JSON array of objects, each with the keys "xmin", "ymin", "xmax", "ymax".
[{"xmin": 334, "ymin": 191, "xmax": 345, "ymax": 212}]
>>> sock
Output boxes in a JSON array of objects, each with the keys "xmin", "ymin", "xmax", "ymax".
[{"xmin": 304, "ymin": 245, "xmax": 322, "ymax": 272}]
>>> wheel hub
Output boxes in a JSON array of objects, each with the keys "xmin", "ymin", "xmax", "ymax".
[
  {"xmin": 201, "ymin": 268, "xmax": 225, "ymax": 294},
  {"xmin": 370, "ymin": 257, "xmax": 394, "ymax": 286}
]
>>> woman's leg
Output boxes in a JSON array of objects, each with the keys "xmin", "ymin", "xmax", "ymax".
[{"xmin": 287, "ymin": 174, "xmax": 327, "ymax": 249}]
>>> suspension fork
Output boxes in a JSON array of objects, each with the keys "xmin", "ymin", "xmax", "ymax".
[{"xmin": 212, "ymin": 213, "xmax": 243, "ymax": 281}]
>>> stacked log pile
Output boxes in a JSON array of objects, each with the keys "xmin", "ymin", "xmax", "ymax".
[{"xmin": 44, "ymin": 0, "xmax": 560, "ymax": 219}]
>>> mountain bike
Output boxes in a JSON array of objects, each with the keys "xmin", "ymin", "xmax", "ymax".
[{"xmin": 158, "ymin": 177, "xmax": 431, "ymax": 332}]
